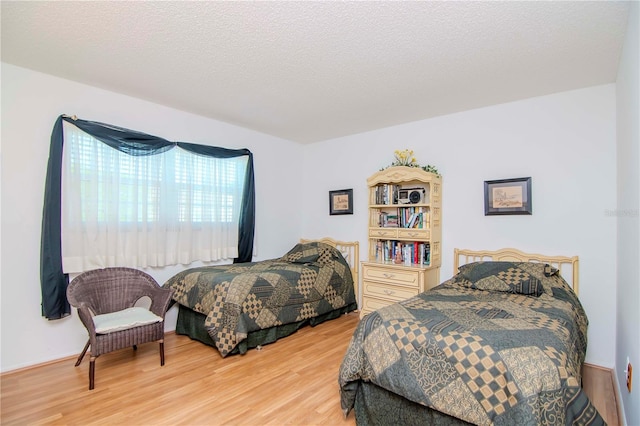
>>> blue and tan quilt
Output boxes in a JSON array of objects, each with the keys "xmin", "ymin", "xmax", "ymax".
[
  {"xmin": 164, "ymin": 242, "xmax": 355, "ymax": 357},
  {"xmin": 339, "ymin": 262, "xmax": 604, "ymax": 425}
]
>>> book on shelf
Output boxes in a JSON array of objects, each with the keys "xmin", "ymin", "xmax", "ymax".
[
  {"xmin": 378, "ymin": 211, "xmax": 388, "ymax": 227},
  {"xmin": 408, "ymin": 213, "xmax": 419, "ymax": 228},
  {"xmin": 386, "ymin": 214, "xmax": 399, "ymax": 227},
  {"xmin": 379, "ymin": 240, "xmax": 395, "ymax": 262},
  {"xmin": 375, "ymin": 241, "xmax": 383, "ymax": 261},
  {"xmin": 391, "ymin": 185, "xmax": 399, "ymax": 204},
  {"xmin": 424, "ymin": 242, "xmax": 431, "ymax": 266},
  {"xmin": 374, "ymin": 240, "xmax": 433, "ymax": 267},
  {"xmin": 403, "ymin": 245, "xmax": 411, "ymax": 266},
  {"xmin": 403, "ymin": 212, "xmax": 415, "ymax": 228},
  {"xmin": 396, "ymin": 207, "xmax": 425, "ymax": 229},
  {"xmin": 374, "ymin": 185, "xmax": 383, "ymax": 205},
  {"xmin": 375, "ymin": 184, "xmax": 400, "ymax": 205}
]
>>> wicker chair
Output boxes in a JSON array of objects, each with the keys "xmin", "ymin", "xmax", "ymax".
[{"xmin": 66, "ymin": 267, "xmax": 174, "ymax": 390}]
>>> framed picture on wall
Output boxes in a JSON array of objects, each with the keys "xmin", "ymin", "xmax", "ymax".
[
  {"xmin": 484, "ymin": 177, "xmax": 532, "ymax": 215},
  {"xmin": 329, "ymin": 189, "xmax": 353, "ymax": 215}
]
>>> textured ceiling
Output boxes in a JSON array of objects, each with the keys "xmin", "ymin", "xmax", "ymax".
[{"xmin": 1, "ymin": 1, "xmax": 631, "ymax": 144}]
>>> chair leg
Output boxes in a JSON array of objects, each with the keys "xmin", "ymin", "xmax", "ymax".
[
  {"xmin": 89, "ymin": 356, "xmax": 96, "ymax": 390},
  {"xmin": 75, "ymin": 340, "xmax": 90, "ymax": 367},
  {"xmin": 160, "ymin": 339, "xmax": 165, "ymax": 366}
]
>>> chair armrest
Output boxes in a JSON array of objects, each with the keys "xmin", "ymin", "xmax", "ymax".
[
  {"xmin": 76, "ymin": 302, "xmax": 98, "ymax": 337},
  {"xmin": 148, "ymin": 286, "xmax": 174, "ymax": 318}
]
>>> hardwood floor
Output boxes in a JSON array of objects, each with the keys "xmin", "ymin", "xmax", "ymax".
[
  {"xmin": 1, "ymin": 312, "xmax": 619, "ymax": 425},
  {"xmin": 582, "ymin": 363, "xmax": 620, "ymax": 426}
]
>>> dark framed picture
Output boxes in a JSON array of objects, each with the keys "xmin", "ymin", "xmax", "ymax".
[
  {"xmin": 484, "ymin": 177, "xmax": 532, "ymax": 215},
  {"xmin": 329, "ymin": 189, "xmax": 353, "ymax": 215}
]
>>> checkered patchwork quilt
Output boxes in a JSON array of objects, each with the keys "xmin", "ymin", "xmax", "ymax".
[
  {"xmin": 339, "ymin": 263, "xmax": 604, "ymax": 425},
  {"xmin": 164, "ymin": 242, "xmax": 355, "ymax": 357}
]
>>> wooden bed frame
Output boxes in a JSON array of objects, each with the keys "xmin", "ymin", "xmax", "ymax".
[{"xmin": 454, "ymin": 247, "xmax": 580, "ymax": 295}]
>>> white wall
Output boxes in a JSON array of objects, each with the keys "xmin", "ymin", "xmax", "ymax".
[
  {"xmin": 615, "ymin": 2, "xmax": 640, "ymax": 425},
  {"xmin": 0, "ymin": 63, "xmax": 620, "ymax": 373},
  {"xmin": 302, "ymin": 85, "xmax": 618, "ymax": 368},
  {"xmin": 0, "ymin": 63, "xmax": 305, "ymax": 372}
]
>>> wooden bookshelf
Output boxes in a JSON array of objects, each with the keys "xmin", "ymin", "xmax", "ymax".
[{"xmin": 360, "ymin": 166, "xmax": 442, "ymax": 317}]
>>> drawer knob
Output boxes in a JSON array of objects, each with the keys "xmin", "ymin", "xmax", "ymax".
[
  {"xmin": 382, "ymin": 273, "xmax": 395, "ymax": 278},
  {"xmin": 383, "ymin": 289, "xmax": 395, "ymax": 295}
]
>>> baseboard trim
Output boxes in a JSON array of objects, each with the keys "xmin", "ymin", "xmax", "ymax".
[
  {"xmin": 1, "ymin": 330, "xmax": 178, "ymax": 377},
  {"xmin": 609, "ymin": 363, "xmax": 626, "ymax": 426},
  {"xmin": 584, "ymin": 362, "xmax": 613, "ymax": 372},
  {"xmin": 1, "ymin": 354, "xmax": 77, "ymax": 377}
]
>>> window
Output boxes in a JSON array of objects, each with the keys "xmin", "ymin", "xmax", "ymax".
[
  {"xmin": 61, "ymin": 121, "xmax": 248, "ymax": 272},
  {"xmin": 41, "ymin": 115, "xmax": 254, "ymax": 319}
]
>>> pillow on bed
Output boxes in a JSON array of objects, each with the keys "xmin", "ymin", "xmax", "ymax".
[
  {"xmin": 456, "ymin": 261, "xmax": 555, "ymax": 296},
  {"xmin": 280, "ymin": 242, "xmax": 338, "ymax": 266}
]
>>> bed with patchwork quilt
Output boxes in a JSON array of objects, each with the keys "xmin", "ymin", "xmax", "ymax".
[
  {"xmin": 164, "ymin": 239, "xmax": 358, "ymax": 357},
  {"xmin": 339, "ymin": 248, "xmax": 604, "ymax": 425}
]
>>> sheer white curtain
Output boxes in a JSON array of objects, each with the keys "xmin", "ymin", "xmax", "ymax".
[{"xmin": 61, "ymin": 122, "xmax": 247, "ymax": 273}]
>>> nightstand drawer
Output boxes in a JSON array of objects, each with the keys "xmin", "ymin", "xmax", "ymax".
[
  {"xmin": 360, "ymin": 296, "xmax": 397, "ymax": 317},
  {"xmin": 363, "ymin": 281, "xmax": 419, "ymax": 302},
  {"xmin": 362, "ymin": 265, "xmax": 420, "ymax": 287}
]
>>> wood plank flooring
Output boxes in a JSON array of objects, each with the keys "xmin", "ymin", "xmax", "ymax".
[
  {"xmin": 1, "ymin": 311, "xmax": 619, "ymax": 425},
  {"xmin": 582, "ymin": 363, "xmax": 620, "ymax": 426}
]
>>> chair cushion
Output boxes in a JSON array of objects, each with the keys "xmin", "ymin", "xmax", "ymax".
[{"xmin": 93, "ymin": 307, "xmax": 163, "ymax": 334}]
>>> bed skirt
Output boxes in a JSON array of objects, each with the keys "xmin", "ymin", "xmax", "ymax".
[
  {"xmin": 175, "ymin": 302, "xmax": 357, "ymax": 356},
  {"xmin": 354, "ymin": 382, "xmax": 472, "ymax": 426}
]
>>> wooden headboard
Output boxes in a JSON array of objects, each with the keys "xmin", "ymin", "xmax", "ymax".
[
  {"xmin": 300, "ymin": 237, "xmax": 360, "ymax": 301},
  {"xmin": 454, "ymin": 248, "xmax": 580, "ymax": 295}
]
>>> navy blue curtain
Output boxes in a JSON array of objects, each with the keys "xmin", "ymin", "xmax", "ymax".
[{"xmin": 40, "ymin": 115, "xmax": 255, "ymax": 320}]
